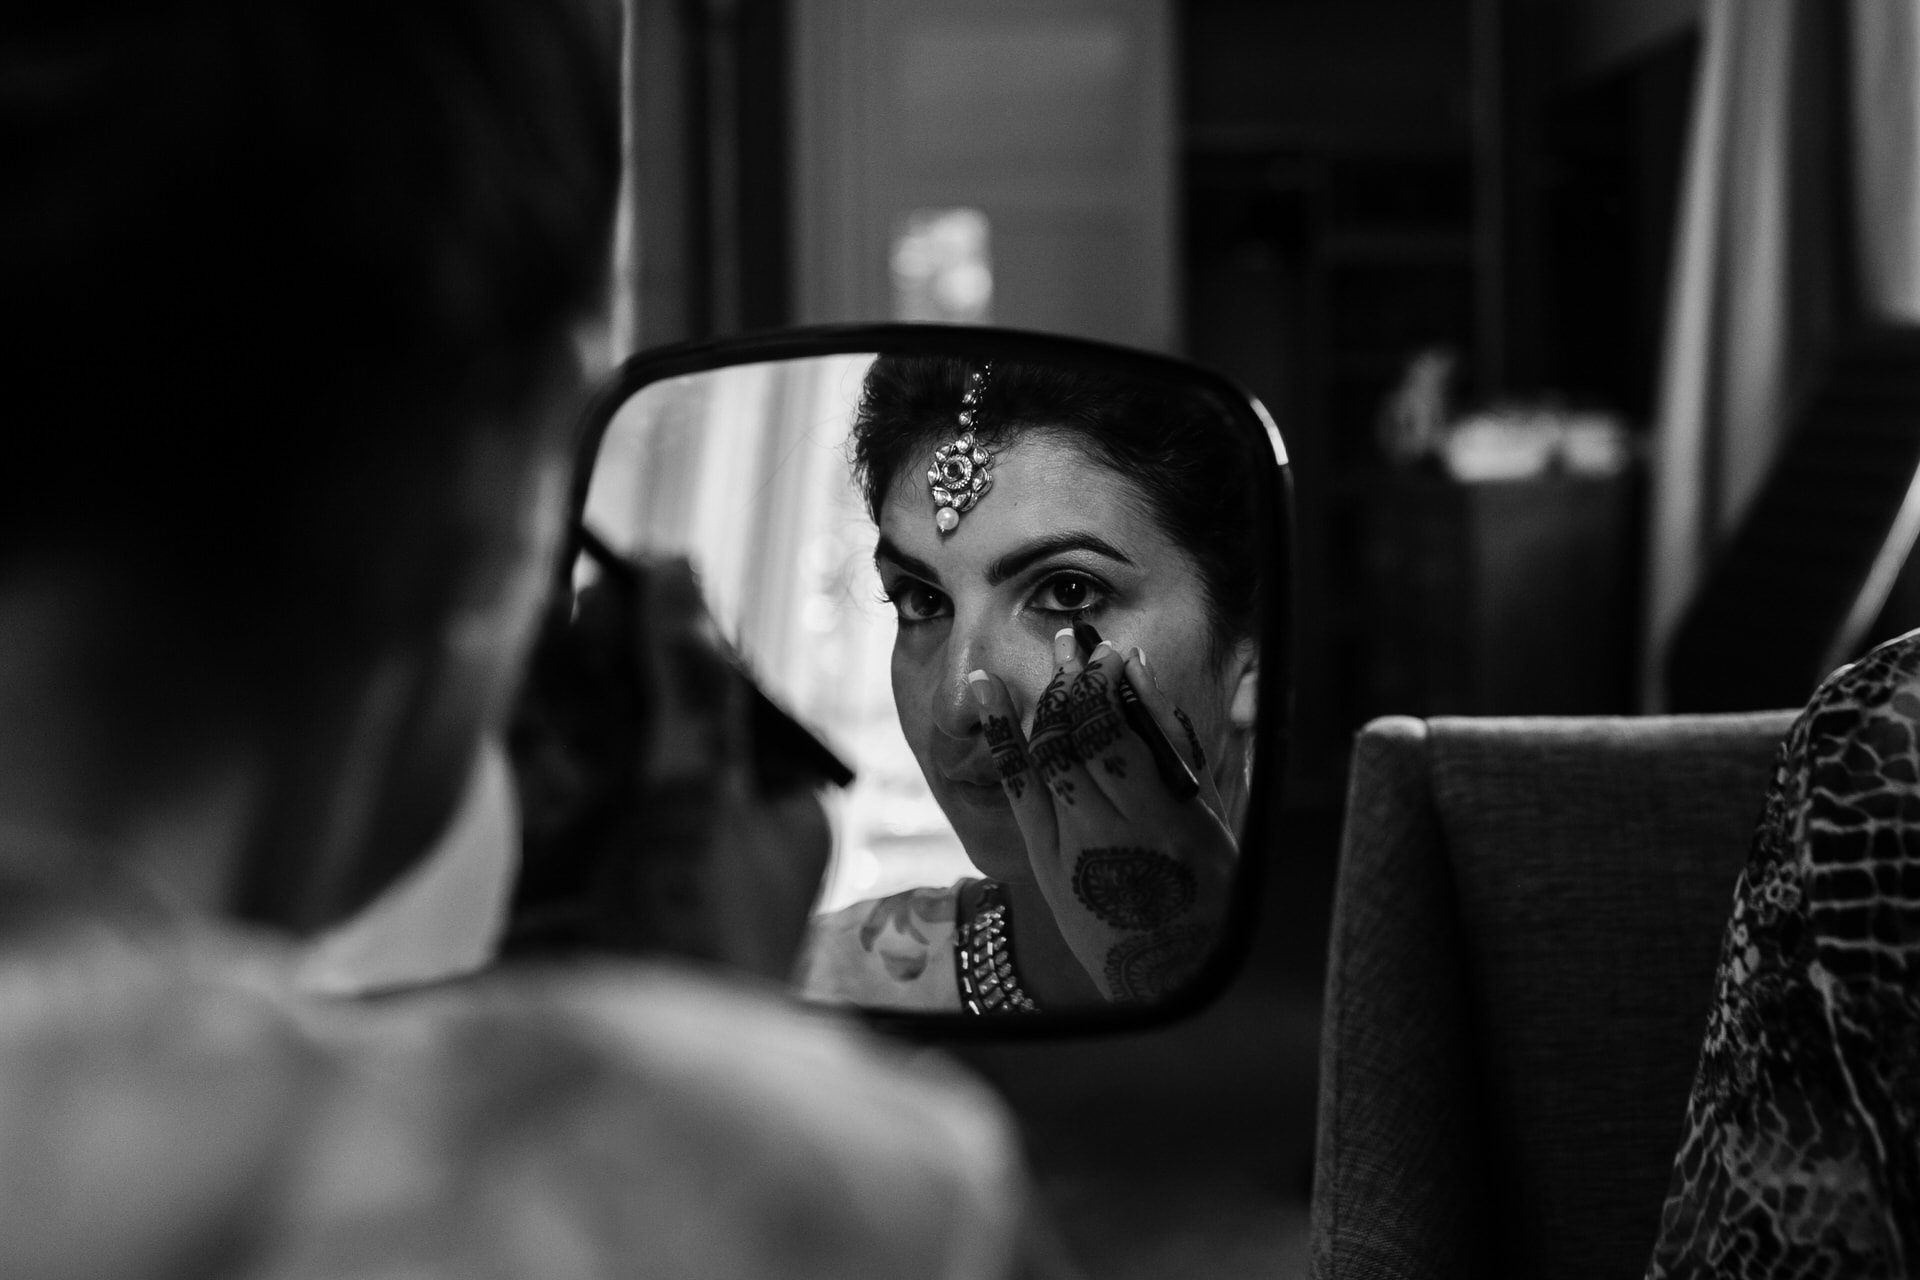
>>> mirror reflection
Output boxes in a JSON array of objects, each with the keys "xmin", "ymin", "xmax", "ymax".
[{"xmin": 579, "ymin": 351, "xmax": 1272, "ymax": 1014}]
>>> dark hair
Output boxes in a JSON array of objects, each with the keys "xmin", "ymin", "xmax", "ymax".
[
  {"xmin": 849, "ymin": 356, "xmax": 1263, "ymax": 654},
  {"xmin": 4, "ymin": 0, "xmax": 618, "ymax": 670}
]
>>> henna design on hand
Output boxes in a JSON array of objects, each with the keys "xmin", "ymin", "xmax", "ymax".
[
  {"xmin": 1070, "ymin": 846, "xmax": 1197, "ymax": 930},
  {"xmin": 1028, "ymin": 677, "xmax": 1080, "ymax": 804},
  {"xmin": 1029, "ymin": 742, "xmax": 1078, "ymax": 803},
  {"xmin": 1032, "ymin": 677, "xmax": 1074, "ymax": 736},
  {"xmin": 1102, "ymin": 924, "xmax": 1211, "ymax": 1003},
  {"xmin": 1173, "ymin": 707, "xmax": 1207, "ymax": 771},
  {"xmin": 1069, "ymin": 668, "xmax": 1126, "ymax": 761},
  {"xmin": 983, "ymin": 714, "xmax": 1027, "ymax": 800}
]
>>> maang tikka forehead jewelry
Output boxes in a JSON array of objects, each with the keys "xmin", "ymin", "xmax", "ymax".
[{"xmin": 927, "ymin": 362, "xmax": 995, "ymax": 535}]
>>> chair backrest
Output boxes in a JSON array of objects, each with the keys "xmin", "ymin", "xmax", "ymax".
[{"xmin": 1309, "ymin": 711, "xmax": 1796, "ymax": 1280}]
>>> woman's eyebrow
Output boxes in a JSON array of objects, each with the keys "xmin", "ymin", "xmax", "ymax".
[
  {"xmin": 873, "ymin": 535, "xmax": 942, "ymax": 586},
  {"xmin": 986, "ymin": 533, "xmax": 1135, "ymax": 585}
]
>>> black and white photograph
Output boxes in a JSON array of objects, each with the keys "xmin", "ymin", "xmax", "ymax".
[{"xmin": 5, "ymin": 1, "xmax": 1917, "ymax": 1276}]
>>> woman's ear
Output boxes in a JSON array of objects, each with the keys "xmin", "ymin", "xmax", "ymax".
[{"xmin": 1227, "ymin": 637, "xmax": 1259, "ymax": 730}]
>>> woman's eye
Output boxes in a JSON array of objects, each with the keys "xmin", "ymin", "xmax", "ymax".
[
  {"xmin": 888, "ymin": 582, "xmax": 951, "ymax": 623},
  {"xmin": 1029, "ymin": 573, "xmax": 1106, "ymax": 615}
]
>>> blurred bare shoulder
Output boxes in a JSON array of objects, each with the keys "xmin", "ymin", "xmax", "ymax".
[{"xmin": 0, "ymin": 937, "xmax": 1034, "ymax": 1280}]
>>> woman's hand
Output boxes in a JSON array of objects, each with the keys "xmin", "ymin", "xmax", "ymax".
[{"xmin": 967, "ymin": 631, "xmax": 1236, "ymax": 1003}]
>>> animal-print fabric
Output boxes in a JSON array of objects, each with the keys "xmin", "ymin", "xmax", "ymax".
[{"xmin": 1647, "ymin": 631, "xmax": 1920, "ymax": 1277}]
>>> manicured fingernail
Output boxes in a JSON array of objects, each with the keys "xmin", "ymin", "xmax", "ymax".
[
  {"xmin": 967, "ymin": 670, "xmax": 991, "ymax": 707},
  {"xmin": 1132, "ymin": 646, "xmax": 1148, "ymax": 668},
  {"xmin": 1090, "ymin": 641, "xmax": 1116, "ymax": 662},
  {"xmin": 1133, "ymin": 646, "xmax": 1162, "ymax": 687},
  {"xmin": 1054, "ymin": 628, "xmax": 1078, "ymax": 666}
]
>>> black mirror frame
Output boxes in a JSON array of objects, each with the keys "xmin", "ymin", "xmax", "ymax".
[{"xmin": 565, "ymin": 322, "xmax": 1294, "ymax": 1040}]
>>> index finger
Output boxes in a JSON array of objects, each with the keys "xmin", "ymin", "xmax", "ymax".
[{"xmin": 966, "ymin": 668, "xmax": 1059, "ymax": 855}]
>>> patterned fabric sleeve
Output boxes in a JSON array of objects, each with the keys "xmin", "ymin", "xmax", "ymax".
[{"xmin": 1647, "ymin": 631, "xmax": 1920, "ymax": 1277}]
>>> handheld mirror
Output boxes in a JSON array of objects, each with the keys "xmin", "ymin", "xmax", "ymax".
[{"xmin": 540, "ymin": 325, "xmax": 1290, "ymax": 1033}]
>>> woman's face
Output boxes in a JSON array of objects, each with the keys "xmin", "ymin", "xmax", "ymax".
[{"xmin": 875, "ymin": 429, "xmax": 1253, "ymax": 883}]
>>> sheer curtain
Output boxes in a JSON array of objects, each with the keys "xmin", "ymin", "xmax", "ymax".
[
  {"xmin": 1643, "ymin": 0, "xmax": 1920, "ymax": 709},
  {"xmin": 583, "ymin": 355, "xmax": 879, "ymax": 688},
  {"xmin": 1851, "ymin": 0, "xmax": 1920, "ymax": 322},
  {"xmin": 582, "ymin": 357, "xmax": 978, "ymax": 911}
]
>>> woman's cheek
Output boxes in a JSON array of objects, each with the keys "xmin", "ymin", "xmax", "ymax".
[
  {"xmin": 888, "ymin": 618, "xmax": 940, "ymax": 673},
  {"xmin": 889, "ymin": 641, "xmax": 922, "ymax": 741},
  {"xmin": 1134, "ymin": 623, "xmax": 1225, "ymax": 734}
]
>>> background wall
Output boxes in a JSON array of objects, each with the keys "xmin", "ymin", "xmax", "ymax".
[{"xmin": 790, "ymin": 0, "xmax": 1176, "ymax": 349}]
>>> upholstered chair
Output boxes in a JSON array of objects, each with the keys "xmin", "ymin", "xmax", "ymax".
[{"xmin": 1310, "ymin": 711, "xmax": 1795, "ymax": 1280}]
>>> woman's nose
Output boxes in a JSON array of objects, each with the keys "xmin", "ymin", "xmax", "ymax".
[{"xmin": 930, "ymin": 624, "xmax": 996, "ymax": 741}]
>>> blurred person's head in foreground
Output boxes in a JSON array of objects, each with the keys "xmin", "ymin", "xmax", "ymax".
[{"xmin": 1, "ymin": 0, "xmax": 619, "ymax": 933}]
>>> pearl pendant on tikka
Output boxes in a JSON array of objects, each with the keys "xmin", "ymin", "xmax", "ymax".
[{"xmin": 928, "ymin": 364, "xmax": 995, "ymax": 534}]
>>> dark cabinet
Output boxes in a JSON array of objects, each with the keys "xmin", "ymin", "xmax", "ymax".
[{"xmin": 1360, "ymin": 470, "xmax": 1640, "ymax": 717}]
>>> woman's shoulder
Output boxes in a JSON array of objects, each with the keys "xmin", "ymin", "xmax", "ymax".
[
  {"xmin": 1778, "ymin": 627, "xmax": 1920, "ymax": 879},
  {"xmin": 794, "ymin": 880, "xmax": 979, "ymax": 1010},
  {"xmin": 0, "ymin": 931, "xmax": 1030, "ymax": 1279},
  {"xmin": 1797, "ymin": 626, "xmax": 1920, "ymax": 745},
  {"xmin": 1740, "ymin": 627, "xmax": 1920, "ymax": 885}
]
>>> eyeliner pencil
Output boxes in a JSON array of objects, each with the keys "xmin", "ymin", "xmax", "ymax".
[{"xmin": 1072, "ymin": 618, "xmax": 1201, "ymax": 801}]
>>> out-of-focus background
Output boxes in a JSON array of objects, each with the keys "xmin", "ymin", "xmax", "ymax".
[{"xmin": 608, "ymin": 0, "xmax": 1920, "ymax": 1272}]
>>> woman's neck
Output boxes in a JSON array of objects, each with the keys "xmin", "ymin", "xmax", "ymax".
[{"xmin": 0, "ymin": 573, "xmax": 251, "ymax": 920}]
